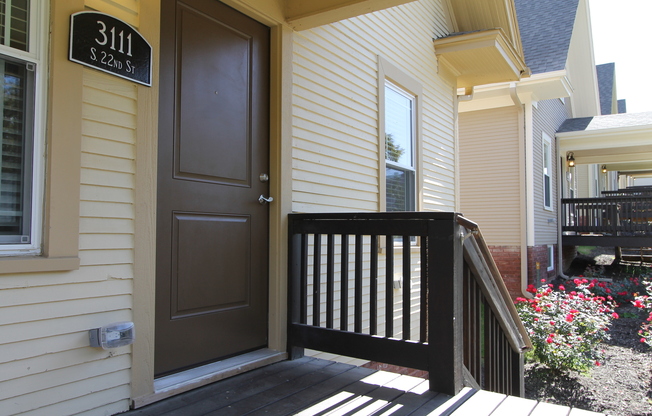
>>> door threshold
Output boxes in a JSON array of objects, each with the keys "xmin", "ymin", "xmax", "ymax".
[{"xmin": 134, "ymin": 349, "xmax": 287, "ymax": 409}]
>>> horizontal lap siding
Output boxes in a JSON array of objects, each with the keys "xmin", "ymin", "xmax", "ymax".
[
  {"xmin": 0, "ymin": 66, "xmax": 137, "ymax": 415},
  {"xmin": 292, "ymin": 0, "xmax": 456, "ymax": 213},
  {"xmin": 459, "ymin": 107, "xmax": 522, "ymax": 246},
  {"xmin": 532, "ymin": 99, "xmax": 568, "ymax": 245}
]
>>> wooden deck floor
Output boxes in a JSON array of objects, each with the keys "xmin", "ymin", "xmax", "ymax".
[{"xmin": 120, "ymin": 357, "xmax": 604, "ymax": 416}]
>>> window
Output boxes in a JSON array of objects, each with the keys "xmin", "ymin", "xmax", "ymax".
[
  {"xmin": 0, "ymin": 0, "xmax": 45, "ymax": 254},
  {"xmin": 542, "ymin": 133, "xmax": 552, "ymax": 210},
  {"xmin": 385, "ymin": 82, "xmax": 415, "ymax": 212}
]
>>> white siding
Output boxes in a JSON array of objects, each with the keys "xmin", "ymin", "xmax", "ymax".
[
  {"xmin": 532, "ymin": 99, "xmax": 569, "ymax": 245},
  {"xmin": 459, "ymin": 107, "xmax": 522, "ymax": 246},
  {"xmin": 292, "ymin": 0, "xmax": 456, "ymax": 213},
  {"xmin": 0, "ymin": 68, "xmax": 137, "ymax": 415}
]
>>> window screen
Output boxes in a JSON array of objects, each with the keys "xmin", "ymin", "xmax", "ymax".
[{"xmin": 0, "ymin": 0, "xmax": 34, "ymax": 245}]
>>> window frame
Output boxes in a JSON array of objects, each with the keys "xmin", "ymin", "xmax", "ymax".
[
  {"xmin": 547, "ymin": 245, "xmax": 554, "ymax": 272},
  {"xmin": 378, "ymin": 56, "xmax": 422, "ymax": 213},
  {"xmin": 0, "ymin": 0, "xmax": 82, "ymax": 273},
  {"xmin": 0, "ymin": 0, "xmax": 47, "ymax": 255},
  {"xmin": 542, "ymin": 132, "xmax": 553, "ymax": 211}
]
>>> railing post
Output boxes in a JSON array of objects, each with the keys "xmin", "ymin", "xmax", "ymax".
[
  {"xmin": 428, "ymin": 216, "xmax": 464, "ymax": 395},
  {"xmin": 287, "ymin": 218, "xmax": 304, "ymax": 360}
]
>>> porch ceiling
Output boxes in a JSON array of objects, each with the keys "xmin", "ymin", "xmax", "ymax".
[
  {"xmin": 284, "ymin": 0, "xmax": 418, "ymax": 30},
  {"xmin": 558, "ymin": 114, "xmax": 652, "ymax": 178}
]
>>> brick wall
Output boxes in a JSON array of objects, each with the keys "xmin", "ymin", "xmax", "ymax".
[
  {"xmin": 489, "ymin": 245, "xmax": 522, "ymax": 299},
  {"xmin": 527, "ymin": 245, "xmax": 557, "ymax": 286}
]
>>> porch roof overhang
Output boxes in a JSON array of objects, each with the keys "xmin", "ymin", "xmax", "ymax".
[
  {"xmin": 558, "ymin": 113, "xmax": 652, "ymax": 178},
  {"xmin": 434, "ymin": 29, "xmax": 530, "ymax": 89},
  {"xmin": 284, "ymin": 0, "xmax": 418, "ymax": 30},
  {"xmin": 458, "ymin": 70, "xmax": 572, "ymax": 112}
]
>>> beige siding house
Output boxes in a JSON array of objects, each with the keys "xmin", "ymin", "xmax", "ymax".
[
  {"xmin": 0, "ymin": 0, "xmax": 528, "ymax": 414},
  {"xmin": 458, "ymin": 0, "xmax": 601, "ymax": 297}
]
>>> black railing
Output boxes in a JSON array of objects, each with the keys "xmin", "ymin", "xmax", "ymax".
[
  {"xmin": 561, "ymin": 196, "xmax": 652, "ymax": 246},
  {"xmin": 287, "ymin": 212, "xmax": 530, "ymax": 396}
]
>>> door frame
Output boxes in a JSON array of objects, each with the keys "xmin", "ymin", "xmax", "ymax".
[{"xmin": 131, "ymin": 1, "xmax": 293, "ymax": 407}]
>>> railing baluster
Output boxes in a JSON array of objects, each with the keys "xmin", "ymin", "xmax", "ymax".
[
  {"xmin": 341, "ymin": 234, "xmax": 349, "ymax": 331},
  {"xmin": 300, "ymin": 234, "xmax": 308, "ymax": 325},
  {"xmin": 420, "ymin": 238, "xmax": 428, "ymax": 343},
  {"xmin": 354, "ymin": 234, "xmax": 363, "ymax": 333},
  {"xmin": 386, "ymin": 235, "xmax": 394, "ymax": 338},
  {"xmin": 313, "ymin": 234, "xmax": 321, "ymax": 327},
  {"xmin": 402, "ymin": 235, "xmax": 411, "ymax": 340},
  {"xmin": 370, "ymin": 235, "xmax": 378, "ymax": 336},
  {"xmin": 326, "ymin": 234, "xmax": 335, "ymax": 329}
]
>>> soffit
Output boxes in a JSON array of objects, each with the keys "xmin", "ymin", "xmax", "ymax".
[
  {"xmin": 284, "ymin": 0, "xmax": 418, "ymax": 30},
  {"xmin": 444, "ymin": 0, "xmax": 524, "ymax": 57},
  {"xmin": 434, "ymin": 29, "xmax": 528, "ymax": 89}
]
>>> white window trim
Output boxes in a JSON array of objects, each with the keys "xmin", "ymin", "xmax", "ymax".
[
  {"xmin": 542, "ymin": 132, "xmax": 553, "ymax": 211},
  {"xmin": 378, "ymin": 56, "xmax": 422, "ymax": 213},
  {"xmin": 384, "ymin": 80, "xmax": 416, "ymax": 211},
  {"xmin": 547, "ymin": 245, "xmax": 554, "ymax": 272},
  {"xmin": 0, "ymin": 1, "xmax": 48, "ymax": 255}
]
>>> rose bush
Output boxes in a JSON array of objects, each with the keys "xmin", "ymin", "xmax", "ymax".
[
  {"xmin": 632, "ymin": 281, "xmax": 652, "ymax": 347},
  {"xmin": 515, "ymin": 278, "xmax": 618, "ymax": 373}
]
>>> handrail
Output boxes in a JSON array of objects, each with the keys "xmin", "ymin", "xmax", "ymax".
[
  {"xmin": 287, "ymin": 212, "xmax": 529, "ymax": 397},
  {"xmin": 457, "ymin": 216, "xmax": 532, "ymax": 353}
]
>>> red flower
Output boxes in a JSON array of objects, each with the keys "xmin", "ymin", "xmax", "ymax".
[
  {"xmin": 565, "ymin": 314, "xmax": 574, "ymax": 323},
  {"xmin": 559, "ymin": 285, "xmax": 566, "ymax": 291},
  {"xmin": 612, "ymin": 313, "xmax": 619, "ymax": 319}
]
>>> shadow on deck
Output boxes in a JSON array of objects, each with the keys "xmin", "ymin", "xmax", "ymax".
[{"xmin": 120, "ymin": 357, "xmax": 604, "ymax": 416}]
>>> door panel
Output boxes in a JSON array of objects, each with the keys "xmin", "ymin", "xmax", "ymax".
[{"xmin": 156, "ymin": 0, "xmax": 270, "ymax": 376}]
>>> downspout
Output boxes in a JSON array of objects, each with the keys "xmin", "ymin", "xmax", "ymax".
[
  {"xmin": 556, "ymin": 138, "xmax": 568, "ymax": 279},
  {"xmin": 454, "ymin": 87, "xmax": 473, "ymax": 212},
  {"xmin": 509, "ymin": 84, "xmax": 530, "ymax": 297}
]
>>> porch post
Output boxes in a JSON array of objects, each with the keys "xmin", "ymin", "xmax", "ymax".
[{"xmin": 427, "ymin": 215, "xmax": 464, "ymax": 395}]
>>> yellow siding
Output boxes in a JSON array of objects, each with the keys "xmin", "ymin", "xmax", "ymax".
[
  {"xmin": 86, "ymin": 0, "xmax": 139, "ymax": 27},
  {"xmin": 0, "ymin": 68, "xmax": 137, "ymax": 415},
  {"xmin": 292, "ymin": 0, "xmax": 456, "ymax": 213},
  {"xmin": 459, "ymin": 107, "xmax": 522, "ymax": 246}
]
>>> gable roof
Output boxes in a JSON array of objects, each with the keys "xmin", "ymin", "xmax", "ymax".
[
  {"xmin": 514, "ymin": 0, "xmax": 579, "ymax": 74},
  {"xmin": 596, "ymin": 63, "xmax": 615, "ymax": 115}
]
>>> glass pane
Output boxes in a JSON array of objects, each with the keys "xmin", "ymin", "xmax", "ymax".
[
  {"xmin": 544, "ymin": 175, "xmax": 551, "ymax": 207},
  {"xmin": 0, "ymin": 0, "xmax": 29, "ymax": 52},
  {"xmin": 0, "ymin": 57, "xmax": 29, "ymax": 241},
  {"xmin": 386, "ymin": 166, "xmax": 414, "ymax": 212},
  {"xmin": 385, "ymin": 85, "xmax": 413, "ymax": 167}
]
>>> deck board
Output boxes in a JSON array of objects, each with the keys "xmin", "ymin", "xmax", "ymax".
[{"xmin": 120, "ymin": 357, "xmax": 605, "ymax": 416}]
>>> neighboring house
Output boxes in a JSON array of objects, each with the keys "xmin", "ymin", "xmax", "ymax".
[
  {"xmin": 0, "ymin": 0, "xmax": 529, "ymax": 414},
  {"xmin": 457, "ymin": 0, "xmax": 601, "ymax": 298}
]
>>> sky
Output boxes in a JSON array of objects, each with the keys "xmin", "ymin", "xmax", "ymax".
[{"xmin": 589, "ymin": 0, "xmax": 652, "ymax": 113}]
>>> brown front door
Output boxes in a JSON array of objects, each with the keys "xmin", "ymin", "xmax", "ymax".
[{"xmin": 155, "ymin": 0, "xmax": 270, "ymax": 376}]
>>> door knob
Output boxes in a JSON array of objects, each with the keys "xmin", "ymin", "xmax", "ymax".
[{"xmin": 258, "ymin": 195, "xmax": 274, "ymax": 204}]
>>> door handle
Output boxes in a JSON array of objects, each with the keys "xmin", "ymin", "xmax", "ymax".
[{"xmin": 258, "ymin": 195, "xmax": 274, "ymax": 204}]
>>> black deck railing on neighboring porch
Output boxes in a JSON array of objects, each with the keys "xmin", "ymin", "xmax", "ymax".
[
  {"xmin": 561, "ymin": 196, "xmax": 652, "ymax": 247},
  {"xmin": 287, "ymin": 212, "xmax": 531, "ymax": 397}
]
